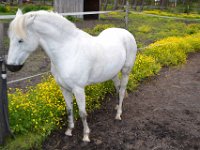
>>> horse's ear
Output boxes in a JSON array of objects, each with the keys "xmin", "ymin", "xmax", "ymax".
[
  {"xmin": 16, "ymin": 9, "xmax": 23, "ymax": 17},
  {"xmin": 26, "ymin": 14, "xmax": 37, "ymax": 26}
]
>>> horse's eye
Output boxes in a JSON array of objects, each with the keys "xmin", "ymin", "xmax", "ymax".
[{"xmin": 18, "ymin": 39, "xmax": 23, "ymax": 43}]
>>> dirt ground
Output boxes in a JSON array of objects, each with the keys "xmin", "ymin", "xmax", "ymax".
[{"xmin": 42, "ymin": 52, "xmax": 200, "ymax": 150}]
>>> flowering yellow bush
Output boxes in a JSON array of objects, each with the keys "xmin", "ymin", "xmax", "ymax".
[
  {"xmin": 185, "ymin": 33, "xmax": 200, "ymax": 52},
  {"xmin": 8, "ymin": 77, "xmax": 116, "ymax": 136},
  {"xmin": 143, "ymin": 33, "xmax": 200, "ymax": 66},
  {"xmin": 8, "ymin": 76, "xmax": 65, "ymax": 135}
]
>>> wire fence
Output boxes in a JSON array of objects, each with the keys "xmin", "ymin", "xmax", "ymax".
[{"xmin": 0, "ymin": 10, "xmax": 124, "ymax": 19}]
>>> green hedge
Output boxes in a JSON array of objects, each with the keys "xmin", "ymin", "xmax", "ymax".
[{"xmin": 22, "ymin": 5, "xmax": 52, "ymax": 13}]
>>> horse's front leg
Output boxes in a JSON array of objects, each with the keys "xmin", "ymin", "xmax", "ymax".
[
  {"xmin": 61, "ymin": 88, "xmax": 74, "ymax": 136},
  {"xmin": 73, "ymin": 87, "xmax": 90, "ymax": 142}
]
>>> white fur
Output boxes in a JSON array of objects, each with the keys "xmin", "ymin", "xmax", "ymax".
[{"xmin": 7, "ymin": 10, "xmax": 137, "ymax": 142}]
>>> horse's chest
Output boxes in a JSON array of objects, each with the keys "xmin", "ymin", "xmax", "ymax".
[
  {"xmin": 51, "ymin": 62, "xmax": 90, "ymax": 89},
  {"xmin": 51, "ymin": 66, "xmax": 72, "ymax": 90}
]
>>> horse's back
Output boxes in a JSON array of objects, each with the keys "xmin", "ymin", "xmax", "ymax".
[
  {"xmin": 98, "ymin": 28, "xmax": 135, "ymax": 42},
  {"xmin": 98, "ymin": 28, "xmax": 137, "ymax": 55},
  {"xmin": 98, "ymin": 28, "xmax": 137, "ymax": 67},
  {"xmin": 88, "ymin": 28, "xmax": 137, "ymax": 84}
]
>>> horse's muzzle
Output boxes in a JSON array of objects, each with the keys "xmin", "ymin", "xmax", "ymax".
[{"xmin": 6, "ymin": 64, "xmax": 24, "ymax": 72}]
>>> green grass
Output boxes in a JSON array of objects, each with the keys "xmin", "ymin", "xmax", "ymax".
[
  {"xmin": 100, "ymin": 11, "xmax": 200, "ymax": 48},
  {"xmin": 1, "ymin": 133, "xmax": 44, "ymax": 150},
  {"xmin": 143, "ymin": 10, "xmax": 200, "ymax": 19}
]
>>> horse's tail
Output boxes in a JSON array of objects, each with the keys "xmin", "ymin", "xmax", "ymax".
[{"xmin": 123, "ymin": 30, "xmax": 137, "ymax": 72}]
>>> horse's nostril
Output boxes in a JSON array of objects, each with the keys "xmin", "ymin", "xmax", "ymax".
[{"xmin": 6, "ymin": 64, "xmax": 24, "ymax": 72}]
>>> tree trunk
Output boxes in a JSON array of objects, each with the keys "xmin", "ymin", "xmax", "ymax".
[
  {"xmin": 103, "ymin": 0, "xmax": 108, "ymax": 10},
  {"xmin": 132, "ymin": 0, "xmax": 137, "ymax": 10},
  {"xmin": 182, "ymin": 0, "xmax": 186, "ymax": 5},
  {"xmin": 140, "ymin": 0, "xmax": 145, "ymax": 11},
  {"xmin": 100, "ymin": 0, "xmax": 102, "ymax": 10},
  {"xmin": 18, "ymin": 0, "xmax": 23, "ymax": 5},
  {"xmin": 186, "ymin": 0, "xmax": 191, "ymax": 14},
  {"xmin": 113, "ymin": 0, "xmax": 118, "ymax": 10},
  {"xmin": 8, "ymin": 0, "xmax": 13, "ymax": 5},
  {"xmin": 121, "ymin": 0, "xmax": 126, "ymax": 6},
  {"xmin": 160, "ymin": 0, "xmax": 166, "ymax": 10}
]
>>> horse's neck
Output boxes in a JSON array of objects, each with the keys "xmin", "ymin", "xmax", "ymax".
[{"xmin": 33, "ymin": 20, "xmax": 91, "ymax": 65}]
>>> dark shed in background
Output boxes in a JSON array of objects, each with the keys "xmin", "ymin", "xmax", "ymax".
[
  {"xmin": 84, "ymin": 0, "xmax": 100, "ymax": 20},
  {"xmin": 54, "ymin": 0, "xmax": 100, "ymax": 20}
]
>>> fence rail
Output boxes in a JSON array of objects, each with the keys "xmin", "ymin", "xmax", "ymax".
[{"xmin": 0, "ymin": 10, "xmax": 124, "ymax": 20}]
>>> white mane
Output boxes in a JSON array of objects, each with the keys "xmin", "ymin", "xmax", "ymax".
[{"xmin": 9, "ymin": 10, "xmax": 76, "ymax": 39}]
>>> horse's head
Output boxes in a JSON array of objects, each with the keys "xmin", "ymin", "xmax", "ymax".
[{"xmin": 6, "ymin": 9, "xmax": 39, "ymax": 72}]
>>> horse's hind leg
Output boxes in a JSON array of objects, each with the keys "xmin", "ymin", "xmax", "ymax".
[
  {"xmin": 112, "ymin": 75, "xmax": 120, "ymax": 106},
  {"xmin": 115, "ymin": 66, "xmax": 131, "ymax": 120},
  {"xmin": 61, "ymin": 88, "xmax": 74, "ymax": 136}
]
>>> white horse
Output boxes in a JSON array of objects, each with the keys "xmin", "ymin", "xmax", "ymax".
[{"xmin": 7, "ymin": 9, "xmax": 137, "ymax": 142}]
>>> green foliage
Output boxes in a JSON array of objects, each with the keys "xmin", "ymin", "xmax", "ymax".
[
  {"xmin": 143, "ymin": 34, "xmax": 199, "ymax": 66},
  {"xmin": 85, "ymin": 24, "xmax": 115, "ymax": 35},
  {"xmin": 0, "ymin": 4, "xmax": 8, "ymax": 13},
  {"xmin": 1, "ymin": 133, "xmax": 44, "ymax": 150},
  {"xmin": 186, "ymin": 24, "xmax": 200, "ymax": 35},
  {"xmin": 185, "ymin": 33, "xmax": 200, "ymax": 52},
  {"xmin": 126, "ymin": 12, "xmax": 200, "ymax": 47},
  {"xmin": 138, "ymin": 25, "xmax": 152, "ymax": 33},
  {"xmin": 0, "ymin": 5, "xmax": 18, "ymax": 13},
  {"xmin": 22, "ymin": 5, "xmax": 52, "ymax": 13},
  {"xmin": 8, "ymin": 77, "xmax": 65, "ymax": 135},
  {"xmin": 127, "ymin": 54, "xmax": 161, "ymax": 91},
  {"xmin": 66, "ymin": 16, "xmax": 80, "ymax": 22},
  {"xmin": 0, "ymin": 4, "xmax": 52, "ymax": 14},
  {"xmin": 132, "ymin": 54, "xmax": 161, "ymax": 82},
  {"xmin": 143, "ymin": 10, "xmax": 200, "ymax": 19}
]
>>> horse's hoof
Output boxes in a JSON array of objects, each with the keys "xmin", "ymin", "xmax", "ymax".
[
  {"xmin": 65, "ymin": 129, "xmax": 72, "ymax": 136},
  {"xmin": 82, "ymin": 134, "xmax": 90, "ymax": 142},
  {"xmin": 115, "ymin": 114, "xmax": 122, "ymax": 120}
]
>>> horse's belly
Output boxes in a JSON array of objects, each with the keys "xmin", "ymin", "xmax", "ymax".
[{"xmin": 88, "ymin": 50, "xmax": 126, "ymax": 83}]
